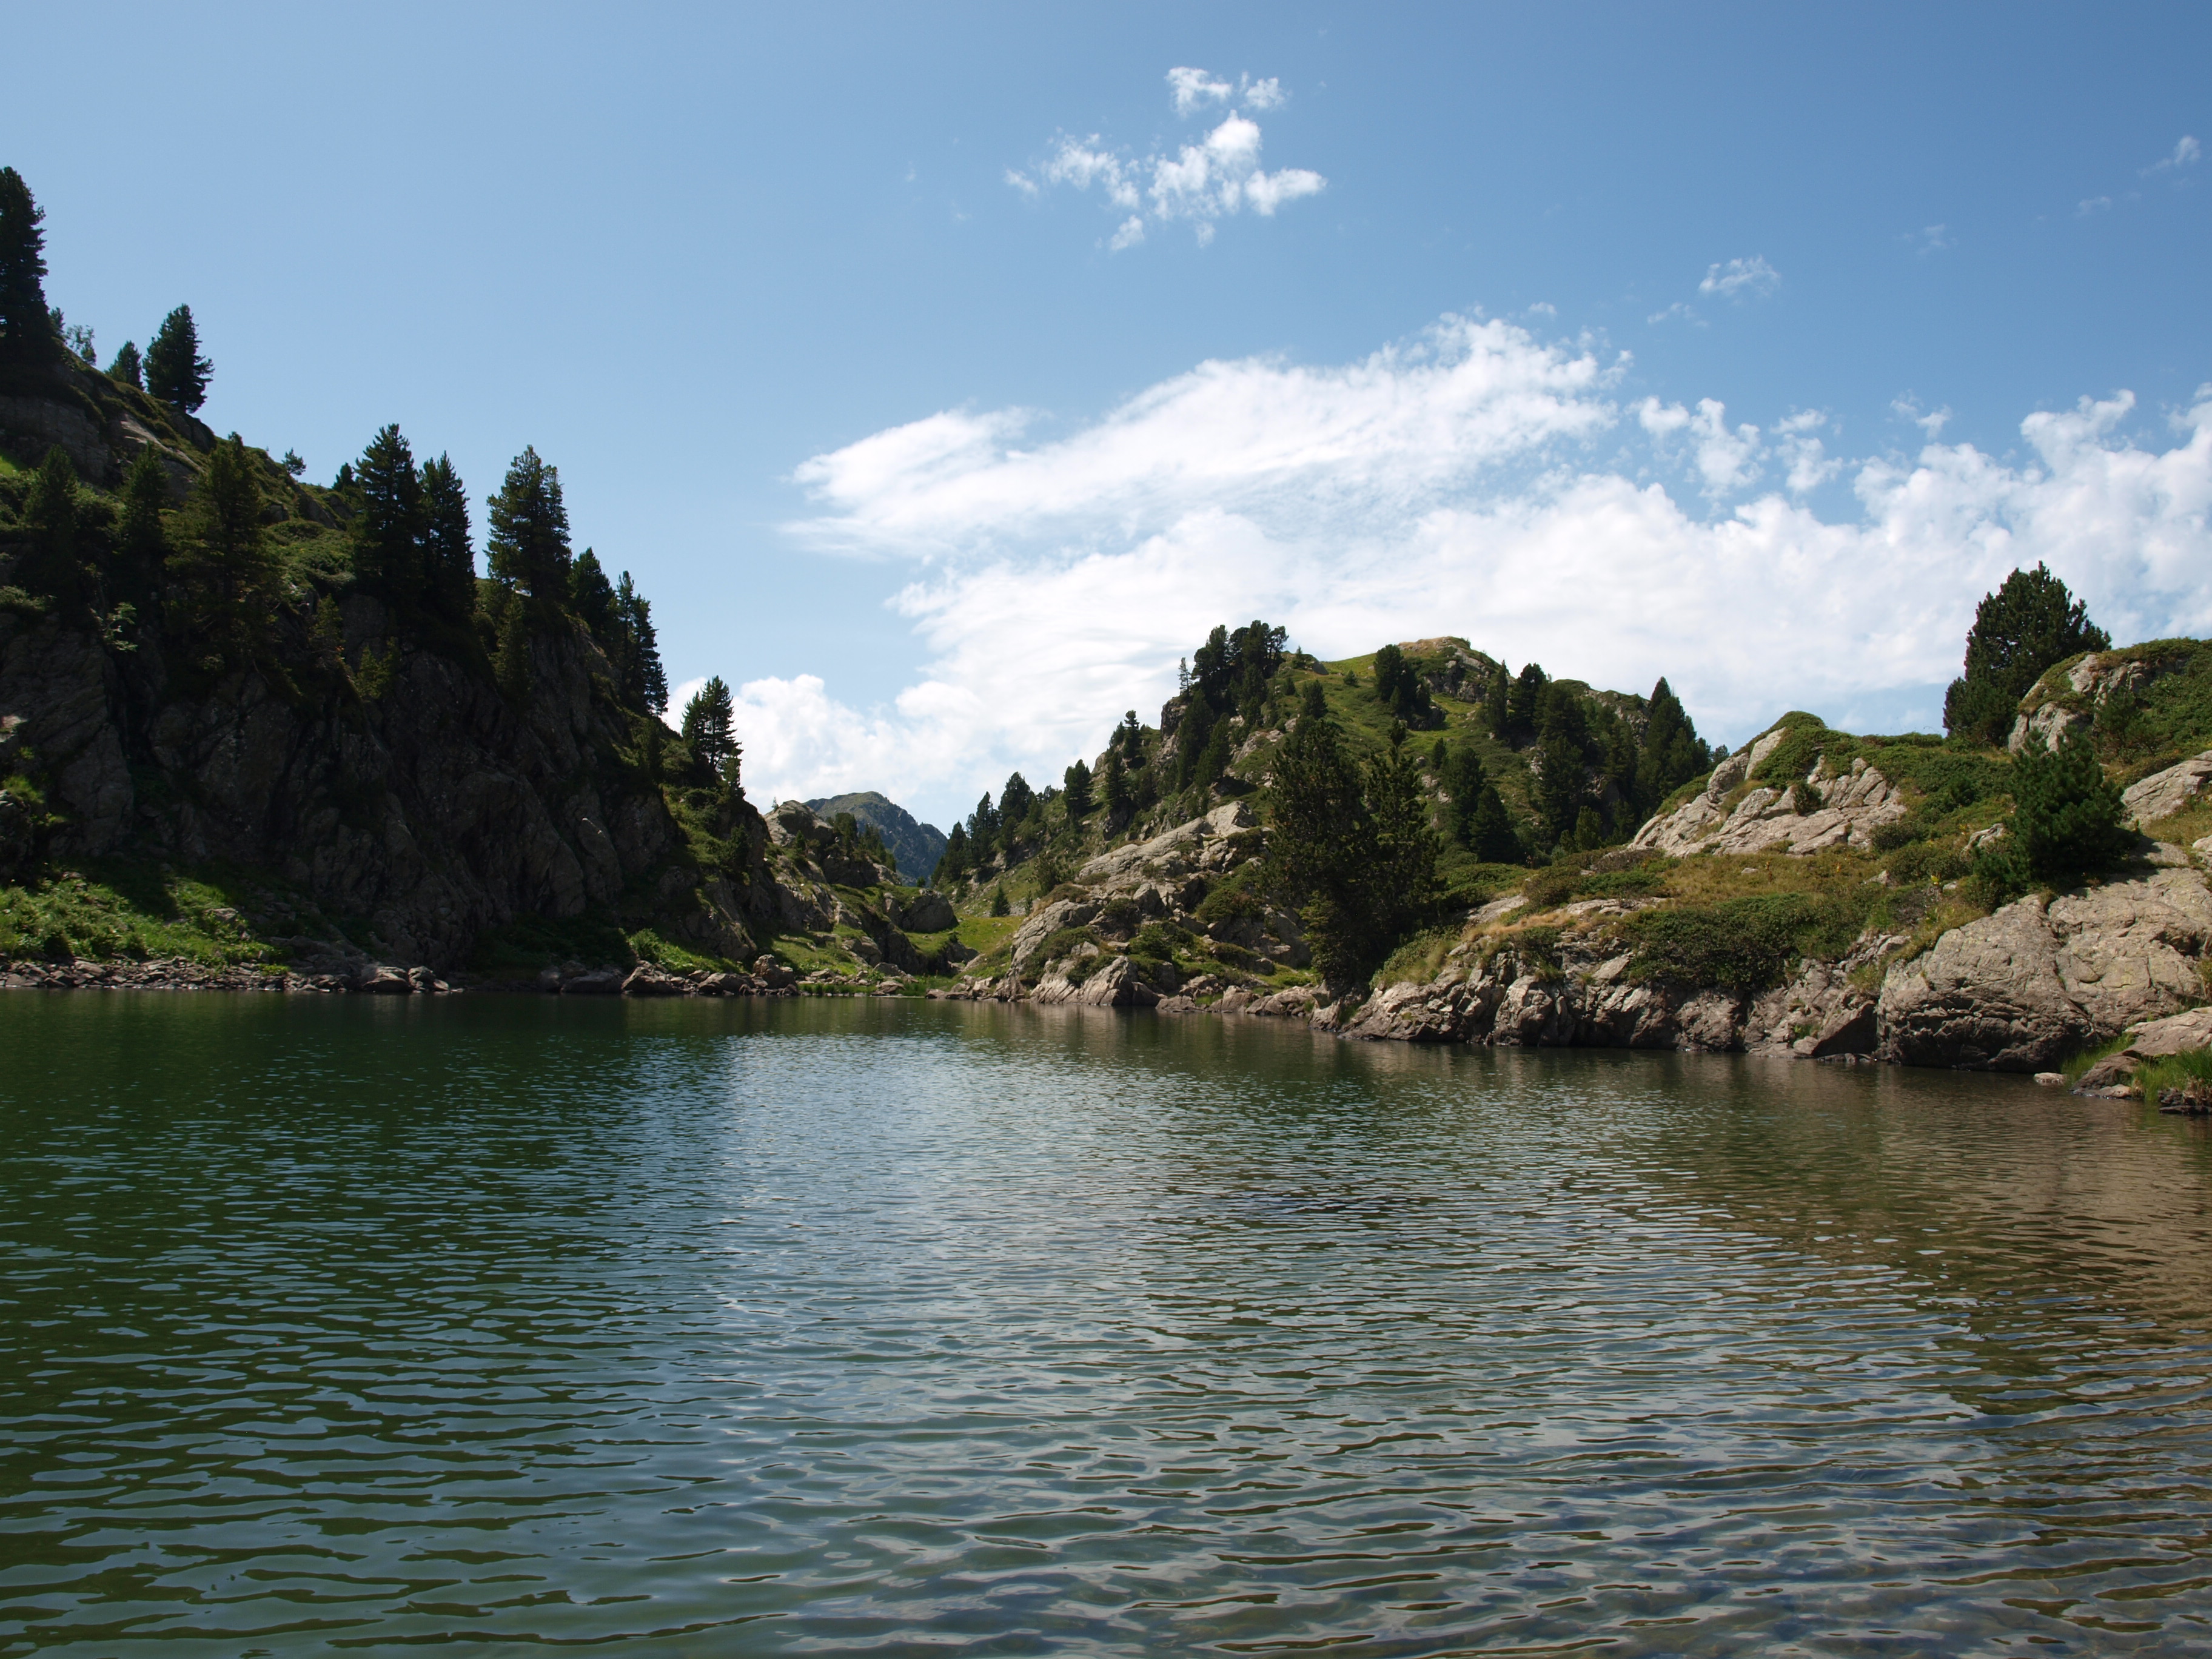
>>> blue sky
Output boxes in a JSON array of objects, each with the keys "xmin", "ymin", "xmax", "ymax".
[{"xmin": 8, "ymin": 2, "xmax": 2210, "ymax": 828}]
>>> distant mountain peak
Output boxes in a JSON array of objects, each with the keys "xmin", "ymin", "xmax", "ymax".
[{"xmin": 804, "ymin": 792, "xmax": 947, "ymax": 885}]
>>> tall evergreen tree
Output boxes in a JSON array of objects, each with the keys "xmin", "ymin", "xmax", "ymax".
[
  {"xmin": 485, "ymin": 446, "xmax": 571, "ymax": 603},
  {"xmin": 934, "ymin": 822, "xmax": 971, "ymax": 884},
  {"xmin": 1101, "ymin": 749, "xmax": 1130, "ymax": 819},
  {"xmin": 107, "ymin": 340, "xmax": 143, "ymax": 388},
  {"xmin": 569, "ymin": 548, "xmax": 616, "ymax": 636},
  {"xmin": 1062, "ymin": 757, "xmax": 1094, "ymax": 818},
  {"xmin": 968, "ymin": 792, "xmax": 1000, "ymax": 859},
  {"xmin": 1506, "ymin": 662, "xmax": 1547, "ymax": 744},
  {"xmin": 1362, "ymin": 725, "xmax": 1442, "ymax": 945},
  {"xmin": 1484, "ymin": 662, "xmax": 1509, "ymax": 735},
  {"xmin": 612, "ymin": 572, "xmax": 668, "ymax": 712},
  {"xmin": 352, "ymin": 424, "xmax": 423, "ymax": 603},
  {"xmin": 1267, "ymin": 691, "xmax": 1372, "ymax": 987},
  {"xmin": 418, "ymin": 453, "xmax": 475, "ymax": 620},
  {"xmin": 145, "ymin": 306, "xmax": 212, "ymax": 411},
  {"xmin": 172, "ymin": 435, "xmax": 277, "ymax": 652},
  {"xmin": 680, "ymin": 675, "xmax": 738, "ymax": 771},
  {"xmin": 1000, "ymin": 770, "xmax": 1035, "ymax": 830},
  {"xmin": 0, "ymin": 167, "xmax": 52, "ymax": 361},
  {"xmin": 1944, "ymin": 563, "xmax": 2110, "ymax": 745},
  {"xmin": 19, "ymin": 447, "xmax": 84, "ymax": 610},
  {"xmin": 115, "ymin": 446, "xmax": 170, "ymax": 605},
  {"xmin": 1175, "ymin": 694, "xmax": 1215, "ymax": 790}
]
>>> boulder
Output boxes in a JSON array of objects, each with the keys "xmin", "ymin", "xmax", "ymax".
[
  {"xmin": 2011, "ymin": 651, "xmax": 2190, "ymax": 754},
  {"xmin": 621, "ymin": 964, "xmax": 690, "ymax": 996},
  {"xmin": 896, "ymin": 890, "xmax": 956, "ymax": 932},
  {"xmin": 561, "ymin": 966, "xmax": 626, "ymax": 995},
  {"xmin": 1879, "ymin": 868, "xmax": 2212, "ymax": 1069},
  {"xmin": 2121, "ymin": 751, "xmax": 2212, "ymax": 830}
]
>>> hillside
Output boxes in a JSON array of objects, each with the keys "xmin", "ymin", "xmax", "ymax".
[{"xmin": 803, "ymin": 791, "xmax": 945, "ymax": 884}]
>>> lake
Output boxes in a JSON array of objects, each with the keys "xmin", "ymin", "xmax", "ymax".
[{"xmin": 2, "ymin": 993, "xmax": 2210, "ymax": 1655}]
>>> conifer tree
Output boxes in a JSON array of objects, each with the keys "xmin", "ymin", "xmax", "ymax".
[
  {"xmin": 2009, "ymin": 723, "xmax": 2129, "ymax": 881},
  {"xmin": 115, "ymin": 446, "xmax": 170, "ymax": 603},
  {"xmin": 680, "ymin": 675, "xmax": 738, "ymax": 771},
  {"xmin": 1101, "ymin": 748, "xmax": 1130, "ymax": 819},
  {"xmin": 108, "ymin": 340, "xmax": 142, "ymax": 388},
  {"xmin": 968, "ymin": 793, "xmax": 1000, "ymax": 860},
  {"xmin": 1362, "ymin": 723, "xmax": 1442, "ymax": 943},
  {"xmin": 485, "ymin": 446, "xmax": 572, "ymax": 604},
  {"xmin": 418, "ymin": 454, "xmax": 475, "ymax": 620},
  {"xmin": 353, "ymin": 424, "xmax": 423, "ymax": 603},
  {"xmin": 1943, "ymin": 564, "xmax": 2110, "ymax": 745},
  {"xmin": 1000, "ymin": 770, "xmax": 1035, "ymax": 830},
  {"xmin": 19, "ymin": 447, "xmax": 84, "ymax": 610},
  {"xmin": 492, "ymin": 596, "xmax": 531, "ymax": 700},
  {"xmin": 1484, "ymin": 662, "xmax": 1509, "ymax": 735},
  {"xmin": 990, "ymin": 884, "xmax": 1011, "ymax": 917},
  {"xmin": 173, "ymin": 435, "xmax": 277, "ymax": 652},
  {"xmin": 1266, "ymin": 689, "xmax": 1371, "ymax": 986},
  {"xmin": 569, "ymin": 548, "xmax": 616, "ymax": 636},
  {"xmin": 935, "ymin": 822, "xmax": 970, "ymax": 884},
  {"xmin": 613, "ymin": 573, "xmax": 667, "ymax": 712},
  {"xmin": 146, "ymin": 306, "xmax": 212, "ymax": 411},
  {"xmin": 1175, "ymin": 694, "xmax": 1215, "ymax": 790},
  {"xmin": 1506, "ymin": 662, "xmax": 1547, "ymax": 744},
  {"xmin": 0, "ymin": 167, "xmax": 52, "ymax": 361},
  {"xmin": 1062, "ymin": 757, "xmax": 1093, "ymax": 818}
]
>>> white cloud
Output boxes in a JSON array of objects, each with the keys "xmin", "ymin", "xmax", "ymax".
[
  {"xmin": 1526, "ymin": 301, "xmax": 1557, "ymax": 317},
  {"xmin": 1241, "ymin": 76, "xmax": 1286, "ymax": 111},
  {"xmin": 1640, "ymin": 397, "xmax": 1763, "ymax": 497},
  {"xmin": 1698, "ymin": 256, "xmax": 1781, "ymax": 301},
  {"xmin": 1646, "ymin": 300, "xmax": 1703, "ymax": 327},
  {"xmin": 754, "ymin": 321, "xmax": 2212, "ymax": 827},
  {"xmin": 1011, "ymin": 71, "xmax": 1324, "ymax": 247},
  {"xmin": 1913, "ymin": 224, "xmax": 1949, "ymax": 255},
  {"xmin": 1775, "ymin": 411, "xmax": 1841, "ymax": 494},
  {"xmin": 1168, "ymin": 67, "xmax": 1232, "ymax": 115},
  {"xmin": 1892, "ymin": 396, "xmax": 1952, "ymax": 438},
  {"xmin": 2147, "ymin": 134, "xmax": 2201, "ymax": 173},
  {"xmin": 2078, "ymin": 194, "xmax": 2114, "ymax": 216}
]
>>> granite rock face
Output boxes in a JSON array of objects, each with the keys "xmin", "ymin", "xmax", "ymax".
[
  {"xmin": 2122, "ymin": 751, "xmax": 2212, "ymax": 830},
  {"xmin": 1631, "ymin": 726, "xmax": 1908, "ymax": 859}
]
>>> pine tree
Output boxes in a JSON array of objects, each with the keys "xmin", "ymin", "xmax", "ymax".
[
  {"xmin": 1001, "ymin": 771, "xmax": 1035, "ymax": 826},
  {"xmin": 172, "ymin": 435, "xmax": 277, "ymax": 654},
  {"xmin": 107, "ymin": 340, "xmax": 143, "ymax": 388},
  {"xmin": 115, "ymin": 446, "xmax": 170, "ymax": 604},
  {"xmin": 1062, "ymin": 758, "xmax": 1093, "ymax": 818},
  {"xmin": 569, "ymin": 548, "xmax": 616, "ymax": 636},
  {"xmin": 485, "ymin": 446, "xmax": 572, "ymax": 604},
  {"xmin": 418, "ymin": 454, "xmax": 475, "ymax": 620},
  {"xmin": 0, "ymin": 167, "xmax": 53, "ymax": 361},
  {"xmin": 1465, "ymin": 784, "xmax": 1521, "ymax": 865},
  {"xmin": 968, "ymin": 793, "xmax": 1000, "ymax": 860},
  {"xmin": 935, "ymin": 822, "xmax": 970, "ymax": 884},
  {"xmin": 1266, "ymin": 691, "xmax": 1371, "ymax": 987},
  {"xmin": 145, "ymin": 306, "xmax": 212, "ymax": 411},
  {"xmin": 1484, "ymin": 663, "xmax": 1509, "ymax": 735},
  {"xmin": 353, "ymin": 424, "xmax": 423, "ymax": 603},
  {"xmin": 611, "ymin": 572, "xmax": 667, "ymax": 712},
  {"xmin": 1101, "ymin": 749, "xmax": 1130, "ymax": 819},
  {"xmin": 1943, "ymin": 564, "xmax": 2110, "ymax": 745},
  {"xmin": 2010, "ymin": 723, "xmax": 2129, "ymax": 882},
  {"xmin": 19, "ymin": 447, "xmax": 84, "ymax": 610},
  {"xmin": 492, "ymin": 596, "xmax": 531, "ymax": 701},
  {"xmin": 1506, "ymin": 662, "xmax": 1547, "ymax": 744},
  {"xmin": 1175, "ymin": 694, "xmax": 1214, "ymax": 790},
  {"xmin": 990, "ymin": 884, "xmax": 1010, "ymax": 917},
  {"xmin": 1362, "ymin": 723, "xmax": 1442, "ymax": 945},
  {"xmin": 680, "ymin": 676, "xmax": 738, "ymax": 771}
]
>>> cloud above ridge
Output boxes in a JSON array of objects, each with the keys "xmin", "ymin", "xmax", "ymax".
[{"xmin": 743, "ymin": 317, "xmax": 2212, "ymax": 828}]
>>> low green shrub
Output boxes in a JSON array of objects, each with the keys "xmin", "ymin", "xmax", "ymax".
[
  {"xmin": 1619, "ymin": 892, "xmax": 1869, "ymax": 994},
  {"xmin": 1883, "ymin": 840, "xmax": 1970, "ymax": 886}
]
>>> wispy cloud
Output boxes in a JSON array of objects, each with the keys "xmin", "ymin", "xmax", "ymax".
[
  {"xmin": 1698, "ymin": 256, "xmax": 1781, "ymax": 301},
  {"xmin": 1911, "ymin": 224, "xmax": 1949, "ymax": 255},
  {"xmin": 2145, "ymin": 134, "xmax": 2201, "ymax": 175},
  {"xmin": 743, "ymin": 323, "xmax": 2212, "ymax": 826},
  {"xmin": 2077, "ymin": 194, "xmax": 2114, "ymax": 216},
  {"xmin": 1007, "ymin": 67, "xmax": 1324, "ymax": 248}
]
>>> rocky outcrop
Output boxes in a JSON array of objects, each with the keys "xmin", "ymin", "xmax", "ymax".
[
  {"xmin": 1878, "ymin": 870, "xmax": 2212, "ymax": 1070},
  {"xmin": 2122, "ymin": 751, "xmax": 2212, "ymax": 830},
  {"xmin": 1631, "ymin": 726, "xmax": 1908, "ymax": 858},
  {"xmin": 2011, "ymin": 649, "xmax": 2191, "ymax": 753}
]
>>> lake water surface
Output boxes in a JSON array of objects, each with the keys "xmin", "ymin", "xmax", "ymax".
[{"xmin": 3, "ymin": 993, "xmax": 2211, "ymax": 1655}]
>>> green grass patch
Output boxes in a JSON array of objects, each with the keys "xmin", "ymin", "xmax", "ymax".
[
  {"xmin": 2137, "ymin": 1046, "xmax": 2212, "ymax": 1104},
  {"xmin": 625, "ymin": 928, "xmax": 727, "ymax": 973},
  {"xmin": 1376, "ymin": 928, "xmax": 1456, "ymax": 988},
  {"xmin": 0, "ymin": 862, "xmax": 296, "ymax": 966}
]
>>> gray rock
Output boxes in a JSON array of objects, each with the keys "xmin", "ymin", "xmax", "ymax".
[{"xmin": 2121, "ymin": 751, "xmax": 2212, "ymax": 830}]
